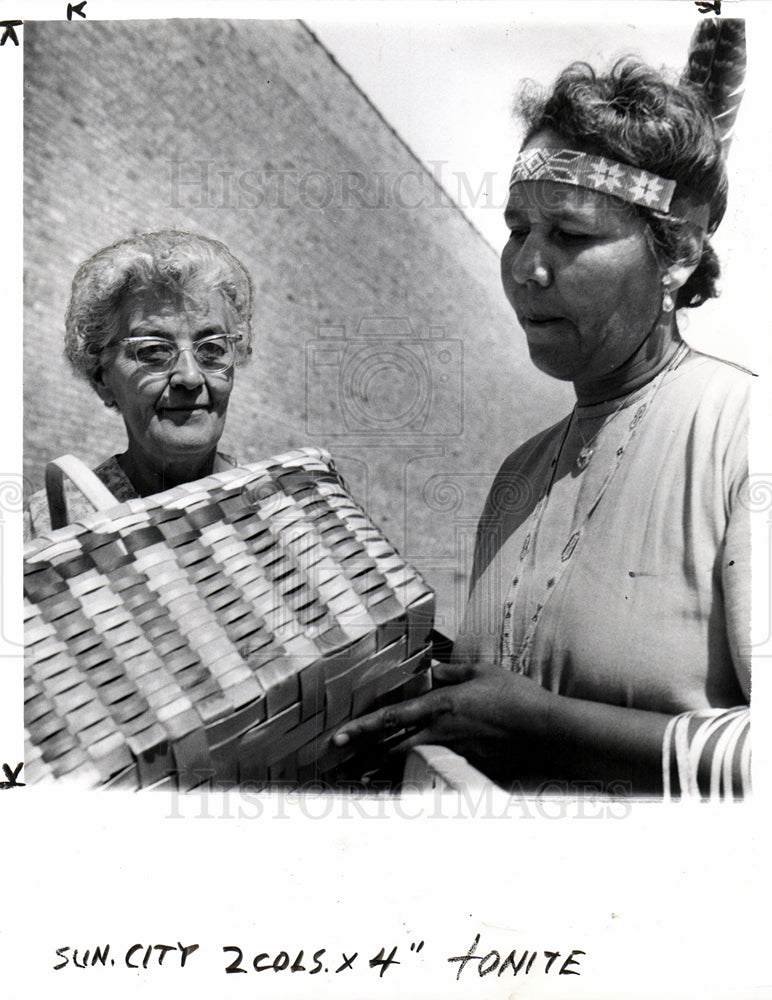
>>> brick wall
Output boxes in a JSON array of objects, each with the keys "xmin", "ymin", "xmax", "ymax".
[{"xmin": 24, "ymin": 19, "xmax": 571, "ymax": 631}]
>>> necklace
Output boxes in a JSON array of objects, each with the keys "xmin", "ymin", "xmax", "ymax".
[
  {"xmin": 574, "ymin": 391, "xmax": 633, "ymax": 470},
  {"xmin": 573, "ymin": 339, "xmax": 688, "ymax": 470},
  {"xmin": 500, "ymin": 340, "xmax": 689, "ymax": 673}
]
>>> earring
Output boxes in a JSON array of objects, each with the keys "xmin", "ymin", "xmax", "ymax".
[{"xmin": 662, "ymin": 278, "xmax": 675, "ymax": 313}]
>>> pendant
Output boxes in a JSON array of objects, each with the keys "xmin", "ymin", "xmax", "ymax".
[{"xmin": 577, "ymin": 445, "xmax": 593, "ymax": 470}]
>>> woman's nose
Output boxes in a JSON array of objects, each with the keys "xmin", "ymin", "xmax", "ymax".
[
  {"xmin": 169, "ymin": 346, "xmax": 206, "ymax": 388},
  {"xmin": 509, "ymin": 233, "xmax": 552, "ymax": 288}
]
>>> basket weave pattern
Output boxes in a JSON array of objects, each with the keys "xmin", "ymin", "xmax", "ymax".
[{"xmin": 24, "ymin": 448, "xmax": 434, "ymax": 789}]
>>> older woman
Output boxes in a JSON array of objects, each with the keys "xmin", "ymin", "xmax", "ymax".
[
  {"xmin": 25, "ymin": 230, "xmax": 252, "ymax": 536},
  {"xmin": 335, "ymin": 57, "xmax": 751, "ymax": 799}
]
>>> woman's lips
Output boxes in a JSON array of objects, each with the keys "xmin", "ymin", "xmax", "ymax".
[
  {"xmin": 524, "ymin": 314, "xmax": 565, "ymax": 325},
  {"xmin": 157, "ymin": 405, "xmax": 211, "ymax": 419},
  {"xmin": 520, "ymin": 314, "xmax": 570, "ymax": 347}
]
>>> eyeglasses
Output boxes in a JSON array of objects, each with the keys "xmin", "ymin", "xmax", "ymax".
[{"xmin": 118, "ymin": 335, "xmax": 243, "ymax": 375}]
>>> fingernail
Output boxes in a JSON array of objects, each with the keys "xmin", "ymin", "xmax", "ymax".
[{"xmin": 333, "ymin": 732, "xmax": 349, "ymax": 746}]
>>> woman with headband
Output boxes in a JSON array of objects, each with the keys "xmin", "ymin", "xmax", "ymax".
[{"xmin": 336, "ymin": 26, "xmax": 751, "ymax": 799}]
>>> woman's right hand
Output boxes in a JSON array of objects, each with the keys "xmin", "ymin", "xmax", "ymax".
[{"xmin": 334, "ymin": 659, "xmax": 552, "ymax": 779}]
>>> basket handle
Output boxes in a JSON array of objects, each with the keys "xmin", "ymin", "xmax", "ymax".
[{"xmin": 45, "ymin": 454, "xmax": 120, "ymax": 529}]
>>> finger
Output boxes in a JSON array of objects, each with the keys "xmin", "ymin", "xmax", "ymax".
[
  {"xmin": 333, "ymin": 691, "xmax": 445, "ymax": 746},
  {"xmin": 354, "ymin": 730, "xmax": 435, "ymax": 785},
  {"xmin": 380, "ymin": 728, "xmax": 436, "ymax": 758},
  {"xmin": 432, "ymin": 659, "xmax": 475, "ymax": 686}
]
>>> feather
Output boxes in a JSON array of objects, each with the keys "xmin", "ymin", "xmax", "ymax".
[{"xmin": 682, "ymin": 18, "xmax": 746, "ymax": 155}]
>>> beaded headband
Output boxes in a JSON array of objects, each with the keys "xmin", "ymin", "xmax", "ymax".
[{"xmin": 509, "ymin": 148, "xmax": 710, "ymax": 228}]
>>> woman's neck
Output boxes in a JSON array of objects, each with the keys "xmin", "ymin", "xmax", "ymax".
[
  {"xmin": 573, "ymin": 316, "xmax": 682, "ymax": 406},
  {"xmin": 117, "ymin": 446, "xmax": 218, "ymax": 497}
]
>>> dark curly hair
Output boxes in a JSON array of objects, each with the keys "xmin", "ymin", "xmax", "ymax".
[{"xmin": 517, "ymin": 59, "xmax": 728, "ymax": 308}]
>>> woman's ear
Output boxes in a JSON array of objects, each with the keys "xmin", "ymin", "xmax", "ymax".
[
  {"xmin": 92, "ymin": 368, "xmax": 117, "ymax": 409},
  {"xmin": 664, "ymin": 258, "xmax": 699, "ymax": 293},
  {"xmin": 663, "ymin": 229, "xmax": 704, "ymax": 292}
]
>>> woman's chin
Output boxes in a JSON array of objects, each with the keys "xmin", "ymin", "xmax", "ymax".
[
  {"xmin": 147, "ymin": 428, "xmax": 221, "ymax": 463},
  {"xmin": 527, "ymin": 344, "xmax": 577, "ymax": 382}
]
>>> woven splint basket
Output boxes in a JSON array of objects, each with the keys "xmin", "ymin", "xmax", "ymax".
[{"xmin": 24, "ymin": 448, "xmax": 434, "ymax": 789}]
